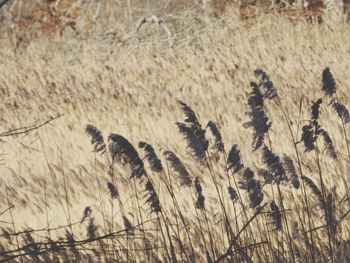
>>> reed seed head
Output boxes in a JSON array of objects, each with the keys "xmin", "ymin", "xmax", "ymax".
[
  {"xmin": 85, "ymin": 124, "xmax": 106, "ymax": 154},
  {"xmin": 322, "ymin": 67, "xmax": 336, "ymax": 96},
  {"xmin": 206, "ymin": 121, "xmax": 225, "ymax": 153},
  {"xmin": 139, "ymin": 141, "xmax": 163, "ymax": 173},
  {"xmin": 164, "ymin": 150, "xmax": 192, "ymax": 187}
]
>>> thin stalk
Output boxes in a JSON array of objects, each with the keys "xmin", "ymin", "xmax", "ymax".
[
  {"xmin": 216, "ymin": 203, "xmax": 267, "ymax": 262},
  {"xmin": 315, "ymin": 145, "xmax": 334, "ymax": 263},
  {"xmin": 164, "ymin": 160, "xmax": 196, "ymax": 261},
  {"xmin": 205, "ymin": 157, "xmax": 234, "ymax": 243},
  {"xmin": 223, "ymin": 153, "xmax": 240, "ymax": 233},
  {"xmin": 93, "ymin": 154, "xmax": 112, "ymax": 262},
  {"xmin": 277, "ymin": 184, "xmax": 296, "ymax": 263},
  {"xmin": 43, "ymin": 179, "xmax": 53, "ymax": 260},
  {"xmin": 59, "ymin": 149, "xmax": 74, "ymax": 241},
  {"xmin": 275, "ymin": 96, "xmax": 316, "ymax": 262},
  {"xmin": 334, "ymin": 95, "xmax": 350, "ymax": 160},
  {"xmin": 162, "ymin": 166, "xmax": 183, "ymax": 262},
  {"xmin": 156, "ymin": 213, "xmax": 172, "ymax": 262},
  {"xmin": 37, "ymin": 133, "xmax": 69, "ymax": 225},
  {"xmin": 188, "ymin": 188, "xmax": 211, "ymax": 261},
  {"xmin": 5, "ymin": 185, "xmax": 23, "ymax": 263}
]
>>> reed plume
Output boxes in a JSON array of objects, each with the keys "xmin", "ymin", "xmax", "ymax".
[
  {"xmin": 262, "ymin": 146, "xmax": 288, "ymax": 185},
  {"xmin": 240, "ymin": 168, "xmax": 264, "ymax": 209},
  {"xmin": 282, "ymin": 155, "xmax": 300, "ymax": 189},
  {"xmin": 107, "ymin": 181, "xmax": 118, "ymax": 199},
  {"xmin": 326, "ymin": 193, "xmax": 336, "ymax": 235},
  {"xmin": 241, "ymin": 167, "xmax": 255, "ymax": 185},
  {"xmin": 311, "ymin": 99, "xmax": 322, "ymax": 123},
  {"xmin": 322, "ymin": 67, "xmax": 336, "ymax": 97},
  {"xmin": 178, "ymin": 100, "xmax": 202, "ymax": 130},
  {"xmin": 108, "ymin": 134, "xmax": 146, "ymax": 179},
  {"xmin": 85, "ymin": 124, "xmax": 106, "ymax": 154},
  {"xmin": 301, "ymin": 176, "xmax": 323, "ymax": 206},
  {"xmin": 248, "ymin": 184, "xmax": 264, "ymax": 209},
  {"xmin": 254, "ymin": 68, "xmax": 269, "ymax": 82},
  {"xmin": 257, "ymin": 168, "xmax": 274, "ymax": 184},
  {"xmin": 247, "ymin": 82, "xmax": 264, "ymax": 109},
  {"xmin": 177, "ymin": 101, "xmax": 208, "ymax": 161},
  {"xmin": 319, "ymin": 129, "xmax": 337, "ymax": 160},
  {"xmin": 164, "ymin": 150, "xmax": 192, "ymax": 187},
  {"xmin": 227, "ymin": 144, "xmax": 244, "ymax": 174},
  {"xmin": 206, "ymin": 121, "xmax": 225, "ymax": 153},
  {"xmin": 139, "ymin": 141, "xmax": 163, "ymax": 173},
  {"xmin": 269, "ymin": 201, "xmax": 282, "ymax": 231},
  {"xmin": 194, "ymin": 177, "xmax": 205, "ymax": 209},
  {"xmin": 227, "ymin": 186, "xmax": 238, "ymax": 203},
  {"xmin": 300, "ymin": 99, "xmax": 335, "ymax": 159},
  {"xmin": 80, "ymin": 206, "xmax": 92, "ymax": 224},
  {"xmin": 254, "ymin": 68, "xmax": 277, "ymax": 99},
  {"xmin": 332, "ymin": 102, "xmax": 350, "ymax": 124},
  {"xmin": 144, "ymin": 180, "xmax": 161, "ymax": 214},
  {"xmin": 176, "ymin": 122, "xmax": 208, "ymax": 161},
  {"xmin": 300, "ymin": 124, "xmax": 316, "ymax": 152},
  {"xmin": 243, "ymin": 82, "xmax": 272, "ymax": 150},
  {"xmin": 321, "ymin": 67, "xmax": 349, "ymax": 125}
]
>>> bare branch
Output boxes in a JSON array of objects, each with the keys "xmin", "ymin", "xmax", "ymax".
[
  {"xmin": 0, "ymin": 114, "xmax": 64, "ymax": 138},
  {"xmin": 121, "ymin": 15, "xmax": 175, "ymax": 48}
]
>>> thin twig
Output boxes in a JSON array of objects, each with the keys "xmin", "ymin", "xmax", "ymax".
[
  {"xmin": 0, "ymin": 205, "xmax": 14, "ymax": 217},
  {"xmin": 215, "ymin": 203, "xmax": 267, "ymax": 262},
  {"xmin": 0, "ymin": 218, "xmax": 156, "ymax": 261},
  {"xmin": 0, "ymin": 114, "xmax": 64, "ymax": 137}
]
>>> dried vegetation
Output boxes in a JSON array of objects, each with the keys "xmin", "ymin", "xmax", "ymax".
[{"xmin": 0, "ymin": 0, "xmax": 350, "ymax": 262}]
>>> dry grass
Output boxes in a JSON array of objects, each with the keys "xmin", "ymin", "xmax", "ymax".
[{"xmin": 0, "ymin": 1, "xmax": 350, "ymax": 262}]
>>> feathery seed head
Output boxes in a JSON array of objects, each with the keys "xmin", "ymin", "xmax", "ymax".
[
  {"xmin": 85, "ymin": 124, "xmax": 106, "ymax": 154},
  {"xmin": 227, "ymin": 144, "xmax": 244, "ymax": 174},
  {"xmin": 164, "ymin": 150, "xmax": 192, "ymax": 187},
  {"xmin": 139, "ymin": 141, "xmax": 163, "ymax": 173},
  {"xmin": 206, "ymin": 121, "xmax": 225, "ymax": 153},
  {"xmin": 322, "ymin": 67, "xmax": 336, "ymax": 96}
]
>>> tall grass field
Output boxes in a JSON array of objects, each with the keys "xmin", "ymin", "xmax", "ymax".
[{"xmin": 0, "ymin": 0, "xmax": 350, "ymax": 262}]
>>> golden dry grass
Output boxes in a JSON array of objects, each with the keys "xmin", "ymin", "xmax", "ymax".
[{"xmin": 0, "ymin": 2, "xmax": 350, "ymax": 262}]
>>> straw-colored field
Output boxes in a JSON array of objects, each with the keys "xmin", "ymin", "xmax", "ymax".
[{"xmin": 0, "ymin": 1, "xmax": 350, "ymax": 262}]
